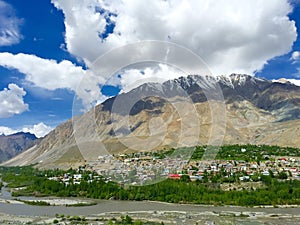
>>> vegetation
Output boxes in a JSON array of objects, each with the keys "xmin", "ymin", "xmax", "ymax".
[
  {"xmin": 1, "ymin": 167, "xmax": 300, "ymax": 207},
  {"xmin": 18, "ymin": 199, "xmax": 51, "ymax": 206},
  {"xmin": 51, "ymin": 214, "xmax": 162, "ymax": 225},
  {"xmin": 192, "ymin": 144, "xmax": 300, "ymax": 161},
  {"xmin": 107, "ymin": 215, "xmax": 163, "ymax": 225},
  {"xmin": 126, "ymin": 144, "xmax": 300, "ymax": 162},
  {"xmin": 0, "ymin": 144, "xmax": 299, "ymax": 207},
  {"xmin": 0, "ymin": 166, "xmax": 42, "ymax": 188},
  {"xmin": 65, "ymin": 202, "xmax": 97, "ymax": 207}
]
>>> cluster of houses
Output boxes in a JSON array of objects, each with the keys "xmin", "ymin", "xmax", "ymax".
[
  {"xmin": 47, "ymin": 152, "xmax": 300, "ymax": 186},
  {"xmin": 88, "ymin": 154, "xmax": 189, "ymax": 185},
  {"xmin": 86, "ymin": 152, "xmax": 300, "ymax": 185},
  {"xmin": 170, "ymin": 156, "xmax": 300, "ymax": 181},
  {"xmin": 47, "ymin": 172, "xmax": 102, "ymax": 185}
]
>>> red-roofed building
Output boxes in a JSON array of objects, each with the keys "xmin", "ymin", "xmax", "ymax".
[
  {"xmin": 279, "ymin": 158, "xmax": 287, "ymax": 161},
  {"xmin": 168, "ymin": 174, "xmax": 181, "ymax": 179}
]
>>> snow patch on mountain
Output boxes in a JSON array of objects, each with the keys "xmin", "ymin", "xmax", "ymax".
[{"xmin": 273, "ymin": 78, "xmax": 300, "ymax": 86}]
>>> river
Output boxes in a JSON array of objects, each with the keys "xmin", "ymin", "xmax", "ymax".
[{"xmin": 1, "ymin": 180, "xmax": 300, "ymax": 224}]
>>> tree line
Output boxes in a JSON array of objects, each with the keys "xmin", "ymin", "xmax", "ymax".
[{"xmin": 1, "ymin": 166, "xmax": 300, "ymax": 207}]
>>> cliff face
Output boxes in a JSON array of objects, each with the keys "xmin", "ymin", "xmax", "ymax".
[{"xmin": 2, "ymin": 74, "xmax": 300, "ymax": 168}]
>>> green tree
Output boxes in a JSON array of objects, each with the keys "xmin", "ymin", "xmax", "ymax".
[
  {"xmin": 125, "ymin": 215, "xmax": 133, "ymax": 224},
  {"xmin": 278, "ymin": 171, "xmax": 288, "ymax": 180},
  {"xmin": 180, "ymin": 174, "xmax": 191, "ymax": 182}
]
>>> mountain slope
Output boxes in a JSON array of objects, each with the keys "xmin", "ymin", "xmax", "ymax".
[
  {"xmin": 2, "ymin": 74, "xmax": 300, "ymax": 168},
  {"xmin": 0, "ymin": 132, "xmax": 38, "ymax": 163}
]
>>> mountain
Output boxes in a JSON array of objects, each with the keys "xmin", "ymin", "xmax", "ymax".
[
  {"xmin": 0, "ymin": 132, "xmax": 38, "ymax": 163},
  {"xmin": 2, "ymin": 74, "xmax": 300, "ymax": 169}
]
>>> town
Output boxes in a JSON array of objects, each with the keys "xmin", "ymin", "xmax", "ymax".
[
  {"xmin": 46, "ymin": 145, "xmax": 300, "ymax": 187},
  {"xmin": 2, "ymin": 145, "xmax": 300, "ymax": 208}
]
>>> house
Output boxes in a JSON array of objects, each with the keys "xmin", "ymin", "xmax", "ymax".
[
  {"xmin": 190, "ymin": 175, "xmax": 203, "ymax": 181},
  {"xmin": 74, "ymin": 174, "xmax": 82, "ymax": 180},
  {"xmin": 262, "ymin": 171, "xmax": 270, "ymax": 176},
  {"xmin": 168, "ymin": 174, "xmax": 181, "ymax": 179},
  {"xmin": 290, "ymin": 168, "xmax": 298, "ymax": 174}
]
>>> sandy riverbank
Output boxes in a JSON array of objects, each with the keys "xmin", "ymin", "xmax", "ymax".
[
  {"xmin": 17, "ymin": 198, "xmax": 96, "ymax": 206},
  {"xmin": 0, "ymin": 199, "xmax": 24, "ymax": 204},
  {"xmin": 1, "ymin": 209, "xmax": 300, "ymax": 225}
]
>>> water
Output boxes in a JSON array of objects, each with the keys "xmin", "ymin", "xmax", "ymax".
[
  {"xmin": 1, "ymin": 181, "xmax": 300, "ymax": 224},
  {"xmin": 1, "ymin": 197, "xmax": 300, "ymax": 217},
  {"xmin": 0, "ymin": 182, "xmax": 11, "ymax": 200}
]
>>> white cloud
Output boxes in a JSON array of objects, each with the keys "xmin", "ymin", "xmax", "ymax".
[
  {"xmin": 119, "ymin": 64, "xmax": 186, "ymax": 93},
  {"xmin": 0, "ymin": 0, "xmax": 23, "ymax": 46},
  {"xmin": 287, "ymin": 79, "xmax": 300, "ymax": 86},
  {"xmin": 291, "ymin": 67, "xmax": 300, "ymax": 78},
  {"xmin": 52, "ymin": 0, "xmax": 297, "ymax": 75},
  {"xmin": 291, "ymin": 51, "xmax": 300, "ymax": 61},
  {"xmin": 0, "ymin": 83, "xmax": 28, "ymax": 118},
  {"xmin": 0, "ymin": 53, "xmax": 85, "ymax": 90},
  {"xmin": 0, "ymin": 52, "xmax": 105, "ymax": 109},
  {"xmin": 22, "ymin": 122, "xmax": 53, "ymax": 138},
  {"xmin": 0, "ymin": 126, "xmax": 17, "ymax": 135},
  {"xmin": 1, "ymin": 0, "xmax": 297, "ymax": 113},
  {"xmin": 0, "ymin": 122, "xmax": 53, "ymax": 138}
]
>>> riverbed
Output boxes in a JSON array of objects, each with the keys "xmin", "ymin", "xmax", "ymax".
[{"xmin": 1, "ymin": 182, "xmax": 300, "ymax": 224}]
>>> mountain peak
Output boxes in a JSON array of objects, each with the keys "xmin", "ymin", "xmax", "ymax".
[
  {"xmin": 169, "ymin": 74, "xmax": 266, "ymax": 90},
  {"xmin": 3, "ymin": 74, "xmax": 300, "ymax": 168},
  {"xmin": 0, "ymin": 131, "xmax": 38, "ymax": 163},
  {"xmin": 13, "ymin": 132, "xmax": 37, "ymax": 139}
]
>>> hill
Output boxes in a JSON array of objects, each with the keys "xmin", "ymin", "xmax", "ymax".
[
  {"xmin": 2, "ymin": 74, "xmax": 300, "ymax": 168},
  {"xmin": 0, "ymin": 132, "xmax": 38, "ymax": 163}
]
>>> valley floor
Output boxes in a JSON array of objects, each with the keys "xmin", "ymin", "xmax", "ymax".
[
  {"xmin": 1, "ymin": 201, "xmax": 300, "ymax": 225},
  {"xmin": 1, "ymin": 145, "xmax": 300, "ymax": 224}
]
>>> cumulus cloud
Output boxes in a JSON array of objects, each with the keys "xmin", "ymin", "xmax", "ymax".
[
  {"xmin": 291, "ymin": 51, "xmax": 300, "ymax": 61},
  {"xmin": 0, "ymin": 0, "xmax": 23, "ymax": 46},
  {"xmin": 118, "ymin": 64, "xmax": 186, "ymax": 93},
  {"xmin": 0, "ymin": 52, "xmax": 104, "ymax": 109},
  {"xmin": 287, "ymin": 79, "xmax": 300, "ymax": 86},
  {"xmin": 0, "ymin": 53, "xmax": 85, "ymax": 90},
  {"xmin": 52, "ymin": 0, "xmax": 297, "ymax": 75},
  {"xmin": 22, "ymin": 122, "xmax": 53, "ymax": 138},
  {"xmin": 0, "ymin": 122, "xmax": 53, "ymax": 138},
  {"xmin": 0, "ymin": 126, "xmax": 17, "ymax": 135},
  {"xmin": 0, "ymin": 83, "xmax": 28, "ymax": 118},
  {"xmin": 1, "ymin": 0, "xmax": 297, "ymax": 113}
]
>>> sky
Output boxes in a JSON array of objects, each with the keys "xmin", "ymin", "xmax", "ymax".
[{"xmin": 0, "ymin": 0, "xmax": 300, "ymax": 137}]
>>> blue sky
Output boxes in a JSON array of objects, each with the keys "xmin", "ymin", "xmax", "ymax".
[
  {"xmin": 256, "ymin": 1, "xmax": 300, "ymax": 79},
  {"xmin": 0, "ymin": 0, "xmax": 300, "ymax": 137}
]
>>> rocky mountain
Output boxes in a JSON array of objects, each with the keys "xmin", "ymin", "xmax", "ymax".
[
  {"xmin": 0, "ymin": 132, "xmax": 38, "ymax": 163},
  {"xmin": 2, "ymin": 74, "xmax": 300, "ymax": 168}
]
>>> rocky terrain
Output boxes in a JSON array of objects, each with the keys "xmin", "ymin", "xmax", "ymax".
[
  {"xmin": 0, "ymin": 132, "xmax": 38, "ymax": 163},
  {"xmin": 2, "ymin": 74, "xmax": 300, "ymax": 168}
]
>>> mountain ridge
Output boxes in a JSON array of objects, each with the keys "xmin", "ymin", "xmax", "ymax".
[
  {"xmin": 2, "ymin": 74, "xmax": 300, "ymax": 168},
  {"xmin": 0, "ymin": 132, "xmax": 38, "ymax": 163}
]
